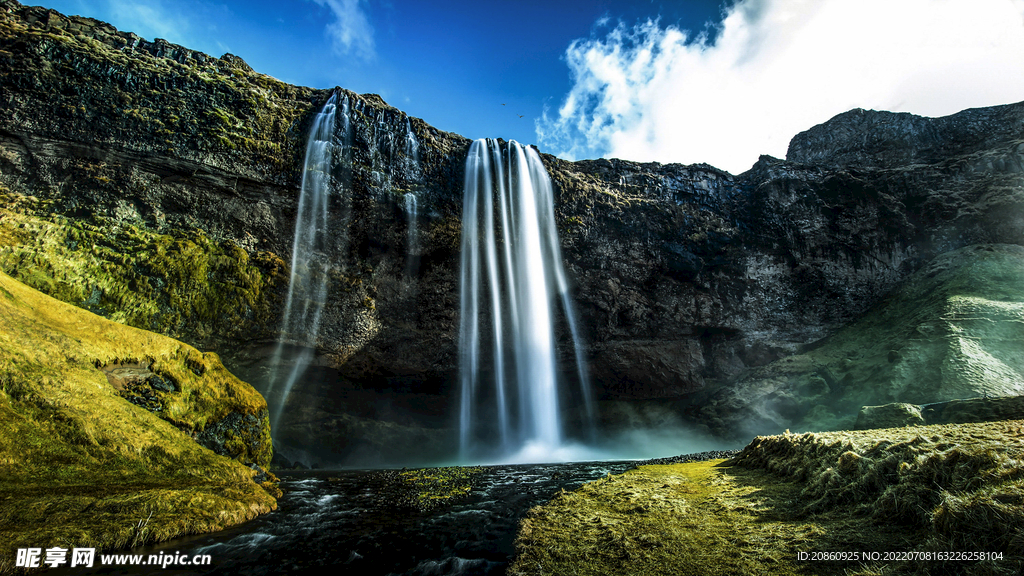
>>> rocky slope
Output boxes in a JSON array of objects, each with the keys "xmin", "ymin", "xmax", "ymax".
[
  {"xmin": 691, "ymin": 243, "xmax": 1024, "ymax": 440},
  {"xmin": 1, "ymin": 0, "xmax": 1022, "ymax": 463}
]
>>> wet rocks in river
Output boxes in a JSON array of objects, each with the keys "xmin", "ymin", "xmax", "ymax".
[{"xmin": 635, "ymin": 449, "xmax": 741, "ymax": 467}]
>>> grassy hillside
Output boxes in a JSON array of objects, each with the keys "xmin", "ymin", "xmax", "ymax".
[{"xmin": 0, "ymin": 269, "xmax": 277, "ymax": 572}]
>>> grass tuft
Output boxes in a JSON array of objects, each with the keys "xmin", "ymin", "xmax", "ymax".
[{"xmin": 366, "ymin": 466, "xmax": 483, "ymax": 512}]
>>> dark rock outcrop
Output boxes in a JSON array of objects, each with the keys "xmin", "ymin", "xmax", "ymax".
[
  {"xmin": 695, "ymin": 244, "xmax": 1024, "ymax": 439},
  {"xmin": 857, "ymin": 396, "xmax": 1024, "ymax": 430},
  {"xmin": 855, "ymin": 403, "xmax": 925, "ymax": 430},
  {"xmin": 787, "ymin": 103, "xmax": 1024, "ymax": 170},
  {"xmin": 1, "ymin": 0, "xmax": 1023, "ymax": 461}
]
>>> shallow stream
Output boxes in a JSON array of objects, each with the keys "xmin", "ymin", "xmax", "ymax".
[{"xmin": 76, "ymin": 461, "xmax": 638, "ymax": 576}]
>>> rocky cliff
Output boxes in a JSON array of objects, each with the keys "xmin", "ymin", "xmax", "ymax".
[{"xmin": 1, "ymin": 0, "xmax": 1022, "ymax": 463}]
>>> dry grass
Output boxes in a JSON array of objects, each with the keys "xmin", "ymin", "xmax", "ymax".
[
  {"xmin": 732, "ymin": 422, "xmax": 1024, "ymax": 574},
  {"xmin": 0, "ymin": 270, "xmax": 276, "ymax": 569},
  {"xmin": 510, "ymin": 459, "xmax": 915, "ymax": 576},
  {"xmin": 511, "ymin": 421, "xmax": 1024, "ymax": 576}
]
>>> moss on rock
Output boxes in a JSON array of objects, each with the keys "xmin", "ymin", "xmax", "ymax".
[
  {"xmin": 0, "ymin": 0, "xmax": 318, "ymax": 181},
  {"xmin": 698, "ymin": 244, "xmax": 1024, "ymax": 439},
  {"xmin": 366, "ymin": 466, "xmax": 483, "ymax": 512},
  {"xmin": 0, "ymin": 192, "xmax": 286, "ymax": 345}
]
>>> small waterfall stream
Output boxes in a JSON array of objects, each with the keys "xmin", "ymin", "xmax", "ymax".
[
  {"xmin": 404, "ymin": 117, "xmax": 420, "ymax": 162},
  {"xmin": 266, "ymin": 93, "xmax": 346, "ymax": 430},
  {"xmin": 404, "ymin": 192, "xmax": 419, "ymax": 276},
  {"xmin": 459, "ymin": 139, "xmax": 595, "ymax": 461}
]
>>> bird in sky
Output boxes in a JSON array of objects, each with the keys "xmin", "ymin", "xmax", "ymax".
[{"xmin": 518, "ymin": 114, "xmax": 524, "ymax": 118}]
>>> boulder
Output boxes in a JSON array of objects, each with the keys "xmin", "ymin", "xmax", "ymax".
[{"xmin": 855, "ymin": 403, "xmax": 925, "ymax": 430}]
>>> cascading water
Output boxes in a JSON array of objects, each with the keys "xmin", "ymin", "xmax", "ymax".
[
  {"xmin": 404, "ymin": 117, "xmax": 420, "ymax": 162},
  {"xmin": 459, "ymin": 138, "xmax": 595, "ymax": 461},
  {"xmin": 404, "ymin": 192, "xmax": 419, "ymax": 276},
  {"xmin": 266, "ymin": 93, "xmax": 345, "ymax": 430}
]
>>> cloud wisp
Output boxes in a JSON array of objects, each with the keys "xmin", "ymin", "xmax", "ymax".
[
  {"xmin": 102, "ymin": 0, "xmax": 207, "ymax": 48},
  {"xmin": 313, "ymin": 0, "xmax": 375, "ymax": 60},
  {"xmin": 537, "ymin": 0, "xmax": 1024, "ymax": 174}
]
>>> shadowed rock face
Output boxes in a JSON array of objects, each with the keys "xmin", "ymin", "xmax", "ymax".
[
  {"xmin": 692, "ymin": 244, "xmax": 1024, "ymax": 440},
  {"xmin": 1, "ymin": 0, "xmax": 1023, "ymax": 462}
]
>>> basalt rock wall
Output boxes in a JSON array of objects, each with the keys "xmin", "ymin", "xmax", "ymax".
[{"xmin": 2, "ymin": 0, "xmax": 1023, "ymax": 459}]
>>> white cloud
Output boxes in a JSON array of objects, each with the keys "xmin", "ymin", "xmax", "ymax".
[
  {"xmin": 537, "ymin": 0, "xmax": 1024, "ymax": 174},
  {"xmin": 312, "ymin": 0, "xmax": 375, "ymax": 60}
]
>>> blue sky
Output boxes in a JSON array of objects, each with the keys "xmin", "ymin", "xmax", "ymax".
[
  {"xmin": 30, "ymin": 0, "xmax": 1024, "ymax": 173},
  {"xmin": 37, "ymin": 1, "xmax": 725, "ymax": 149}
]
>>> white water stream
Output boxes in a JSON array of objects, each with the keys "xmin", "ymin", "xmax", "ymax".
[
  {"xmin": 459, "ymin": 139, "xmax": 595, "ymax": 460},
  {"xmin": 266, "ymin": 93, "xmax": 345, "ymax": 430}
]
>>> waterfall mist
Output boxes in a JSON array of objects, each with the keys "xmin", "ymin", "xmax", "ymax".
[{"xmin": 458, "ymin": 138, "xmax": 595, "ymax": 462}]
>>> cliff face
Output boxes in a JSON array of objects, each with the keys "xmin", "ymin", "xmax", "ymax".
[
  {"xmin": 2, "ymin": 0, "xmax": 1023, "ymax": 463},
  {"xmin": 787, "ymin": 103, "xmax": 1024, "ymax": 170}
]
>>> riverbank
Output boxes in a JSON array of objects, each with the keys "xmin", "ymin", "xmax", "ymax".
[{"xmin": 510, "ymin": 421, "xmax": 1024, "ymax": 576}]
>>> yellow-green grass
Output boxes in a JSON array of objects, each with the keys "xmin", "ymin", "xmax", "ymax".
[
  {"xmin": 510, "ymin": 421, "xmax": 1024, "ymax": 576},
  {"xmin": 0, "ymin": 270, "xmax": 277, "ymax": 571},
  {"xmin": 732, "ymin": 422, "xmax": 1024, "ymax": 574}
]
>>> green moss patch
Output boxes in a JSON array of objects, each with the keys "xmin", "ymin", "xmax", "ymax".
[
  {"xmin": 0, "ymin": 270, "xmax": 277, "ymax": 566},
  {"xmin": 366, "ymin": 466, "xmax": 483, "ymax": 512}
]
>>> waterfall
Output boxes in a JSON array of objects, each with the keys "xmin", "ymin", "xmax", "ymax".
[
  {"xmin": 404, "ymin": 192, "xmax": 419, "ymax": 276},
  {"xmin": 459, "ymin": 138, "xmax": 595, "ymax": 461},
  {"xmin": 266, "ymin": 93, "xmax": 343, "ymax": 430},
  {"xmin": 404, "ymin": 117, "xmax": 420, "ymax": 162}
]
